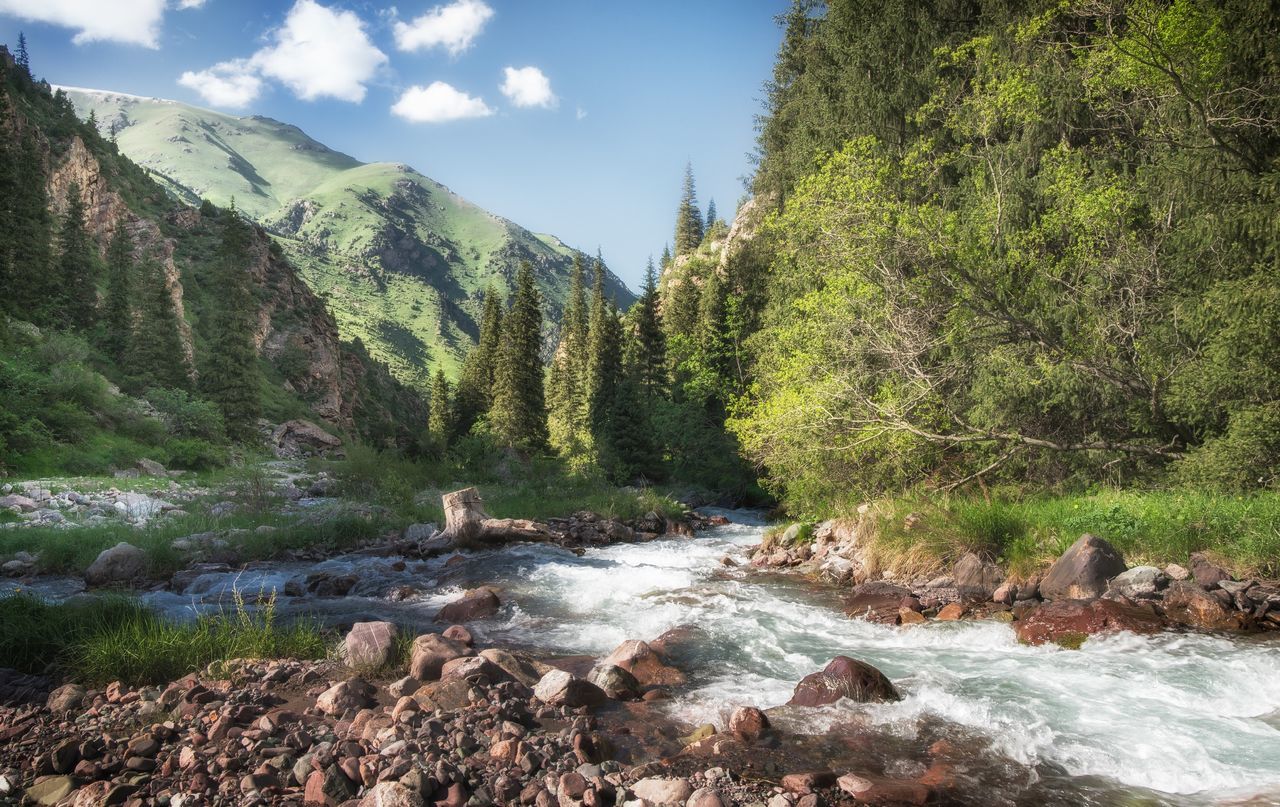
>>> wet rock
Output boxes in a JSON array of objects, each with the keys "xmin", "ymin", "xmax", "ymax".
[
  {"xmin": 936, "ymin": 603, "xmax": 964, "ymax": 621},
  {"xmin": 631, "ymin": 777, "xmax": 694, "ymax": 805},
  {"xmin": 442, "ymin": 625, "xmax": 473, "ymax": 646},
  {"xmin": 728, "ymin": 706, "xmax": 769, "ymax": 742},
  {"xmin": 345, "ymin": 621, "xmax": 398, "ymax": 668},
  {"xmin": 649, "ymin": 624, "xmax": 710, "ymax": 666},
  {"xmin": 1106, "ymin": 566, "xmax": 1167, "ymax": 600},
  {"xmin": 532, "ymin": 670, "xmax": 607, "ymax": 708},
  {"xmin": 83, "ymin": 542, "xmax": 148, "ymax": 587},
  {"xmin": 1162, "ymin": 581, "xmax": 1244, "ymax": 631},
  {"xmin": 46, "ymin": 683, "xmax": 86, "ymax": 713},
  {"xmin": 898, "ymin": 608, "xmax": 926, "ymax": 625},
  {"xmin": 953, "ymin": 552, "xmax": 1004, "ymax": 601},
  {"xmin": 1039, "ymin": 534, "xmax": 1126, "ymax": 600},
  {"xmin": 787, "ymin": 656, "xmax": 900, "ymax": 706},
  {"xmin": 1014, "ymin": 598, "xmax": 1165, "ymax": 646},
  {"xmin": 315, "ymin": 678, "xmax": 376, "ymax": 716},
  {"xmin": 781, "ymin": 772, "xmax": 837, "ymax": 794},
  {"xmin": 409, "ymin": 633, "xmax": 473, "ymax": 681},
  {"xmin": 603, "ymin": 639, "xmax": 685, "ymax": 687},
  {"xmin": 586, "ymin": 664, "xmax": 642, "ymax": 700},
  {"xmin": 360, "ymin": 781, "xmax": 424, "ymax": 807},
  {"xmin": 844, "ymin": 582, "xmax": 912, "ymax": 624},
  {"xmin": 837, "ymin": 773, "xmax": 930, "ymax": 805},
  {"xmin": 1188, "ymin": 552, "xmax": 1232, "ymax": 590},
  {"xmin": 436, "ymin": 587, "xmax": 501, "ymax": 623}
]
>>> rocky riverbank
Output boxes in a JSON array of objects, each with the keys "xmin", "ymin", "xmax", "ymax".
[{"xmin": 750, "ymin": 518, "xmax": 1280, "ymax": 642}]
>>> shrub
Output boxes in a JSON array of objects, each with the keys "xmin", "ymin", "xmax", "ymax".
[{"xmin": 147, "ymin": 387, "xmax": 228, "ymax": 442}]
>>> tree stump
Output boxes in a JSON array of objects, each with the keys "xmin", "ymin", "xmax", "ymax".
[{"xmin": 442, "ymin": 487, "xmax": 490, "ymax": 544}]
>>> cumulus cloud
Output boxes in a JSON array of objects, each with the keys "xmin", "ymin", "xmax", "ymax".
[
  {"xmin": 0, "ymin": 0, "xmax": 169, "ymax": 47},
  {"xmin": 500, "ymin": 66, "xmax": 556, "ymax": 109},
  {"xmin": 178, "ymin": 59, "xmax": 262, "ymax": 107},
  {"xmin": 391, "ymin": 81, "xmax": 493, "ymax": 123},
  {"xmin": 175, "ymin": 0, "xmax": 206, "ymax": 8},
  {"xmin": 249, "ymin": 0, "xmax": 387, "ymax": 102},
  {"xmin": 393, "ymin": 0, "xmax": 493, "ymax": 57}
]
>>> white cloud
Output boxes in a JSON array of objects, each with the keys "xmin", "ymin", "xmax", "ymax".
[
  {"xmin": 249, "ymin": 0, "xmax": 387, "ymax": 102},
  {"xmin": 391, "ymin": 81, "xmax": 492, "ymax": 123},
  {"xmin": 393, "ymin": 0, "xmax": 493, "ymax": 57},
  {"xmin": 0, "ymin": 0, "xmax": 168, "ymax": 47},
  {"xmin": 175, "ymin": 0, "xmax": 206, "ymax": 8},
  {"xmin": 178, "ymin": 59, "xmax": 261, "ymax": 107},
  {"xmin": 576, "ymin": 106, "xmax": 587, "ymax": 121},
  {"xmin": 500, "ymin": 66, "xmax": 556, "ymax": 109}
]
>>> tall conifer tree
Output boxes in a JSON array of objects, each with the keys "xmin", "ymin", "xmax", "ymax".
[
  {"xmin": 490, "ymin": 262, "xmax": 547, "ymax": 450},
  {"xmin": 633, "ymin": 257, "xmax": 666, "ymax": 397},
  {"xmin": 201, "ymin": 207, "xmax": 260, "ymax": 440},
  {"xmin": 674, "ymin": 163, "xmax": 704, "ymax": 255},
  {"xmin": 428, "ymin": 367, "xmax": 452, "ymax": 448},
  {"xmin": 454, "ymin": 285, "xmax": 504, "ymax": 433},
  {"xmin": 101, "ymin": 220, "xmax": 133, "ymax": 364},
  {"xmin": 55, "ymin": 183, "xmax": 97, "ymax": 332},
  {"xmin": 130, "ymin": 258, "xmax": 189, "ymax": 391}
]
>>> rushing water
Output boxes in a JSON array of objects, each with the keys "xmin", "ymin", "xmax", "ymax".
[{"xmin": 11, "ymin": 511, "xmax": 1280, "ymax": 804}]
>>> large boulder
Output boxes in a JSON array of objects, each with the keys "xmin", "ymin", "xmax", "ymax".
[
  {"xmin": 787, "ymin": 656, "xmax": 900, "ymax": 706},
  {"xmin": 603, "ymin": 639, "xmax": 685, "ymax": 686},
  {"xmin": 84, "ymin": 542, "xmax": 148, "ymax": 587},
  {"xmin": 1039, "ymin": 534, "xmax": 1126, "ymax": 600},
  {"xmin": 408, "ymin": 633, "xmax": 472, "ymax": 680},
  {"xmin": 436, "ymin": 587, "xmax": 501, "ymax": 623},
  {"xmin": 532, "ymin": 670, "xmax": 607, "ymax": 708},
  {"xmin": 1014, "ymin": 598, "xmax": 1165, "ymax": 646},
  {"xmin": 440, "ymin": 655, "xmax": 510, "ymax": 684},
  {"xmin": 586, "ymin": 663, "xmax": 642, "ymax": 700},
  {"xmin": 359, "ymin": 782, "xmax": 423, "ymax": 807},
  {"xmin": 844, "ymin": 582, "xmax": 913, "ymax": 624},
  {"xmin": 1162, "ymin": 581, "xmax": 1244, "ymax": 631},
  {"xmin": 0, "ymin": 494, "xmax": 38, "ymax": 513},
  {"xmin": 953, "ymin": 552, "xmax": 1004, "ymax": 602},
  {"xmin": 1106, "ymin": 566, "xmax": 1167, "ymax": 600},
  {"xmin": 271, "ymin": 419, "xmax": 343, "ymax": 459},
  {"xmin": 344, "ymin": 621, "xmax": 398, "ymax": 668}
]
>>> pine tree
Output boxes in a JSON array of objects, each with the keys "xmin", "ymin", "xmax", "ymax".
[
  {"xmin": 633, "ymin": 257, "xmax": 666, "ymax": 397},
  {"xmin": 15, "ymin": 33, "xmax": 29, "ymax": 74},
  {"xmin": 705, "ymin": 198, "xmax": 718, "ymax": 231},
  {"xmin": 660, "ymin": 244, "xmax": 672, "ymax": 271},
  {"xmin": 201, "ymin": 208, "xmax": 260, "ymax": 440},
  {"xmin": 490, "ymin": 262, "xmax": 547, "ymax": 450},
  {"xmin": 546, "ymin": 255, "xmax": 591, "ymax": 455},
  {"xmin": 428, "ymin": 366, "xmax": 452, "ymax": 448},
  {"xmin": 674, "ymin": 162, "xmax": 704, "ymax": 255},
  {"xmin": 454, "ymin": 286, "xmax": 504, "ymax": 433},
  {"xmin": 130, "ymin": 258, "xmax": 189, "ymax": 391},
  {"xmin": 55, "ymin": 183, "xmax": 97, "ymax": 332},
  {"xmin": 101, "ymin": 220, "xmax": 133, "ymax": 363},
  {"xmin": 586, "ymin": 260, "xmax": 622, "ymax": 437},
  {"xmin": 4, "ymin": 129, "xmax": 53, "ymax": 322}
]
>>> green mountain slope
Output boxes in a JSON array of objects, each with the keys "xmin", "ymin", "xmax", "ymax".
[{"xmin": 63, "ymin": 88, "xmax": 634, "ymax": 389}]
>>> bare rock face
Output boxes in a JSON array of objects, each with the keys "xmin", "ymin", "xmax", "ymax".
[
  {"xmin": 408, "ymin": 633, "xmax": 472, "ymax": 680},
  {"xmin": 787, "ymin": 656, "xmax": 900, "ymax": 706},
  {"xmin": 84, "ymin": 542, "xmax": 148, "ymax": 587},
  {"xmin": 270, "ymin": 420, "xmax": 343, "ymax": 459},
  {"xmin": 953, "ymin": 552, "xmax": 1004, "ymax": 602},
  {"xmin": 436, "ymin": 587, "xmax": 501, "ymax": 623},
  {"xmin": 1039, "ymin": 534, "xmax": 1127, "ymax": 600},
  {"xmin": 1014, "ymin": 598, "xmax": 1165, "ymax": 646}
]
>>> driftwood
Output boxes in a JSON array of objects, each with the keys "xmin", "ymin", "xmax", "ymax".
[{"xmin": 441, "ymin": 487, "xmax": 555, "ymax": 545}]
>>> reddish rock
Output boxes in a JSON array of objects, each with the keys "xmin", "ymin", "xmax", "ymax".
[
  {"xmin": 1162, "ymin": 581, "xmax": 1244, "ymax": 631},
  {"xmin": 602, "ymin": 639, "xmax": 685, "ymax": 687},
  {"xmin": 408, "ymin": 633, "xmax": 472, "ymax": 681},
  {"xmin": 787, "ymin": 656, "xmax": 900, "ymax": 706},
  {"xmin": 441, "ymin": 625, "xmax": 473, "ymax": 646},
  {"xmin": 728, "ymin": 706, "xmax": 770, "ymax": 741},
  {"xmin": 436, "ymin": 587, "xmax": 501, "ymax": 623},
  {"xmin": 781, "ymin": 772, "xmax": 837, "ymax": 793},
  {"xmin": 1039, "ymin": 534, "xmax": 1126, "ymax": 600},
  {"xmin": 844, "ymin": 582, "xmax": 912, "ymax": 624},
  {"xmin": 898, "ymin": 608, "xmax": 926, "ymax": 625},
  {"xmin": 344, "ymin": 621, "xmax": 398, "ymax": 668},
  {"xmin": 837, "ymin": 773, "xmax": 930, "ymax": 805},
  {"xmin": 315, "ymin": 679, "xmax": 376, "ymax": 717},
  {"xmin": 936, "ymin": 603, "xmax": 964, "ymax": 621},
  {"xmin": 1188, "ymin": 552, "xmax": 1232, "ymax": 590},
  {"xmin": 1014, "ymin": 598, "xmax": 1165, "ymax": 646},
  {"xmin": 439, "ymin": 655, "xmax": 510, "ymax": 684}
]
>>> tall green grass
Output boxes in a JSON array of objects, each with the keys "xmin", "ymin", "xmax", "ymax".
[{"xmin": 0, "ymin": 592, "xmax": 329, "ymax": 684}]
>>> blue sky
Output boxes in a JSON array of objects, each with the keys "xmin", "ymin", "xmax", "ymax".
[{"xmin": 0, "ymin": 0, "xmax": 787, "ymax": 289}]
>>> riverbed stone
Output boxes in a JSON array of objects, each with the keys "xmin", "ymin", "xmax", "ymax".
[
  {"xmin": 479, "ymin": 648, "xmax": 552, "ymax": 687},
  {"xmin": 1188, "ymin": 552, "xmax": 1232, "ymax": 590},
  {"xmin": 1039, "ymin": 534, "xmax": 1126, "ymax": 600},
  {"xmin": 533, "ymin": 670, "xmax": 607, "ymax": 708},
  {"xmin": 787, "ymin": 656, "xmax": 900, "ymax": 706},
  {"xmin": 1014, "ymin": 598, "xmax": 1164, "ymax": 646},
  {"xmin": 408, "ymin": 633, "xmax": 472, "ymax": 680},
  {"xmin": 953, "ymin": 552, "xmax": 1004, "ymax": 601},
  {"xmin": 440, "ymin": 655, "xmax": 509, "ymax": 684},
  {"xmin": 436, "ymin": 587, "xmax": 501, "ymax": 623},
  {"xmin": 315, "ymin": 678, "xmax": 376, "ymax": 716},
  {"xmin": 728, "ymin": 706, "xmax": 769, "ymax": 741},
  {"xmin": 0, "ymin": 494, "xmax": 37, "ymax": 513},
  {"xmin": 1162, "ymin": 581, "xmax": 1244, "ymax": 631},
  {"xmin": 359, "ymin": 781, "xmax": 423, "ymax": 807},
  {"xmin": 345, "ymin": 621, "xmax": 398, "ymax": 668},
  {"xmin": 837, "ymin": 773, "xmax": 929, "ymax": 805},
  {"xmin": 46, "ymin": 683, "xmax": 86, "ymax": 713},
  {"xmin": 603, "ymin": 639, "xmax": 686, "ymax": 687},
  {"xmin": 845, "ymin": 581, "xmax": 913, "ymax": 624},
  {"xmin": 1106, "ymin": 566, "xmax": 1166, "ymax": 600},
  {"xmin": 22, "ymin": 775, "xmax": 77, "ymax": 806},
  {"xmin": 685, "ymin": 787, "xmax": 727, "ymax": 807},
  {"xmin": 631, "ymin": 777, "xmax": 694, "ymax": 805},
  {"xmin": 83, "ymin": 542, "xmax": 148, "ymax": 587},
  {"xmin": 586, "ymin": 663, "xmax": 642, "ymax": 700}
]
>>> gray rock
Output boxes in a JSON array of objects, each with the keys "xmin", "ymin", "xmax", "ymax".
[
  {"xmin": 953, "ymin": 552, "xmax": 1004, "ymax": 601},
  {"xmin": 136, "ymin": 458, "xmax": 167, "ymax": 476},
  {"xmin": 1107, "ymin": 566, "xmax": 1166, "ymax": 599},
  {"xmin": 1039, "ymin": 534, "xmax": 1126, "ymax": 600},
  {"xmin": 532, "ymin": 670, "xmax": 607, "ymax": 708},
  {"xmin": 586, "ymin": 663, "xmax": 642, "ymax": 700},
  {"xmin": 84, "ymin": 542, "xmax": 148, "ymax": 587},
  {"xmin": 344, "ymin": 621, "xmax": 398, "ymax": 668}
]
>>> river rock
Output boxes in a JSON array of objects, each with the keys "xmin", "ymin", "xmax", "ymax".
[
  {"xmin": 728, "ymin": 706, "xmax": 770, "ymax": 741},
  {"xmin": 479, "ymin": 648, "xmax": 552, "ymax": 687},
  {"xmin": 649, "ymin": 624, "xmax": 710, "ymax": 665},
  {"xmin": 844, "ymin": 582, "xmax": 912, "ymax": 624},
  {"xmin": 440, "ymin": 655, "xmax": 509, "ymax": 684},
  {"xmin": 837, "ymin": 773, "xmax": 930, "ymax": 805},
  {"xmin": 1106, "ymin": 566, "xmax": 1166, "ymax": 600},
  {"xmin": 532, "ymin": 670, "xmax": 607, "ymax": 708},
  {"xmin": 603, "ymin": 639, "xmax": 686, "ymax": 686},
  {"xmin": 46, "ymin": 683, "xmax": 86, "ymax": 712},
  {"xmin": 436, "ymin": 587, "xmax": 501, "ymax": 623},
  {"xmin": 315, "ymin": 678, "xmax": 375, "ymax": 716},
  {"xmin": 442, "ymin": 624, "xmax": 473, "ymax": 645},
  {"xmin": 136, "ymin": 457, "xmax": 166, "ymax": 476},
  {"xmin": 953, "ymin": 552, "xmax": 1004, "ymax": 601},
  {"xmin": 83, "ymin": 542, "xmax": 148, "ymax": 587},
  {"xmin": 586, "ymin": 663, "xmax": 642, "ymax": 700},
  {"xmin": 359, "ymin": 781, "xmax": 423, "ymax": 807},
  {"xmin": 1039, "ymin": 534, "xmax": 1126, "ymax": 600},
  {"xmin": 403, "ymin": 523, "xmax": 439, "ymax": 543},
  {"xmin": 686, "ymin": 787, "xmax": 728, "ymax": 807},
  {"xmin": 1014, "ymin": 598, "xmax": 1164, "ymax": 646},
  {"xmin": 408, "ymin": 633, "xmax": 472, "ymax": 680},
  {"xmin": 1188, "ymin": 552, "xmax": 1232, "ymax": 590},
  {"xmin": 787, "ymin": 656, "xmax": 900, "ymax": 706},
  {"xmin": 344, "ymin": 621, "xmax": 398, "ymax": 668},
  {"xmin": 1162, "ymin": 581, "xmax": 1244, "ymax": 631},
  {"xmin": 21, "ymin": 775, "xmax": 77, "ymax": 806},
  {"xmin": 631, "ymin": 777, "xmax": 694, "ymax": 805},
  {"xmin": 0, "ymin": 494, "xmax": 37, "ymax": 513}
]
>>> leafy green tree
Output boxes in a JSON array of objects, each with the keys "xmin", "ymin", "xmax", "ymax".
[
  {"xmin": 54, "ymin": 183, "xmax": 97, "ymax": 332},
  {"xmin": 674, "ymin": 162, "xmax": 704, "ymax": 255},
  {"xmin": 428, "ymin": 366, "xmax": 452, "ymax": 448},
  {"xmin": 201, "ymin": 208, "xmax": 260, "ymax": 440},
  {"xmin": 454, "ymin": 286, "xmax": 504, "ymax": 433},
  {"xmin": 490, "ymin": 262, "xmax": 547, "ymax": 450}
]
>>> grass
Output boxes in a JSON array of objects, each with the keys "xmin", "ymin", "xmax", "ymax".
[
  {"xmin": 867, "ymin": 489, "xmax": 1280, "ymax": 579},
  {"xmin": 0, "ymin": 591, "xmax": 330, "ymax": 684}
]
